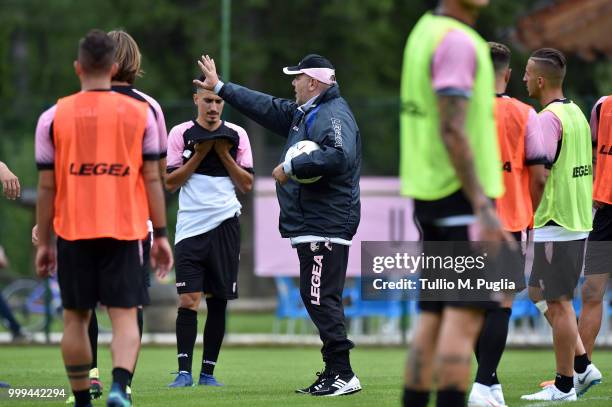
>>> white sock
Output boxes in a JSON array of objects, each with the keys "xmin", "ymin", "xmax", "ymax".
[{"xmin": 472, "ymin": 382, "xmax": 491, "ymax": 394}]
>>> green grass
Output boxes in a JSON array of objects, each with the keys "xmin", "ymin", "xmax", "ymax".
[
  {"xmin": 1, "ymin": 312, "xmax": 300, "ymax": 335},
  {"xmin": 0, "ymin": 346, "xmax": 611, "ymax": 406},
  {"xmin": 1, "ymin": 311, "xmax": 410, "ymax": 335}
]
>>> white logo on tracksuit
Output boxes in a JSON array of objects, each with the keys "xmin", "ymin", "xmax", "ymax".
[{"xmin": 310, "ymin": 255, "xmax": 323, "ymax": 305}]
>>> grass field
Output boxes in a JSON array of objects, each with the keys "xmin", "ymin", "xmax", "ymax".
[
  {"xmin": 0, "ymin": 312, "xmax": 312, "ymax": 335},
  {"xmin": 0, "ymin": 346, "xmax": 611, "ymax": 406}
]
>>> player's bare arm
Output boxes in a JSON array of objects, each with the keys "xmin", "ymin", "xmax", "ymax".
[
  {"xmin": 438, "ymin": 95, "xmax": 486, "ymax": 208},
  {"xmin": 35, "ymin": 170, "xmax": 56, "ymax": 277},
  {"xmin": 143, "ymin": 160, "xmax": 173, "ymax": 277},
  {"xmin": 528, "ymin": 165, "xmax": 548, "ymax": 211},
  {"xmin": 214, "ymin": 139, "xmax": 253, "ymax": 193},
  {"xmin": 159, "ymin": 157, "xmax": 167, "ymax": 187},
  {"xmin": 164, "ymin": 140, "xmax": 215, "ymax": 193},
  {"xmin": 437, "ymin": 94, "xmax": 508, "ymax": 243}
]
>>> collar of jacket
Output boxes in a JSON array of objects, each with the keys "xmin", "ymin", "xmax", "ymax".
[{"xmin": 302, "ymin": 85, "xmax": 340, "ymax": 114}]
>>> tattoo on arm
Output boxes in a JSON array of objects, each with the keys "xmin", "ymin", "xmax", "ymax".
[{"xmin": 438, "ymin": 95, "xmax": 488, "ymax": 209}]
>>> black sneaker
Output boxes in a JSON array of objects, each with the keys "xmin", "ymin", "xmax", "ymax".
[
  {"xmin": 310, "ymin": 371, "xmax": 362, "ymax": 397},
  {"xmin": 295, "ymin": 370, "xmax": 330, "ymax": 394}
]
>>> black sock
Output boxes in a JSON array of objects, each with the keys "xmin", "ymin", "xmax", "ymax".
[
  {"xmin": 88, "ymin": 310, "xmax": 98, "ymax": 370},
  {"xmin": 574, "ymin": 353, "xmax": 590, "ymax": 374},
  {"xmin": 73, "ymin": 389, "xmax": 90, "ymax": 406},
  {"xmin": 112, "ymin": 367, "xmax": 131, "ymax": 393},
  {"xmin": 436, "ymin": 389, "xmax": 465, "ymax": 407},
  {"xmin": 202, "ymin": 298, "xmax": 227, "ymax": 375},
  {"xmin": 326, "ymin": 350, "xmax": 352, "ymax": 374},
  {"xmin": 137, "ymin": 307, "xmax": 144, "ymax": 340},
  {"xmin": 554, "ymin": 373, "xmax": 573, "ymax": 393},
  {"xmin": 403, "ymin": 388, "xmax": 430, "ymax": 407},
  {"xmin": 176, "ymin": 307, "xmax": 197, "ymax": 373},
  {"xmin": 475, "ymin": 307, "xmax": 511, "ymax": 386}
]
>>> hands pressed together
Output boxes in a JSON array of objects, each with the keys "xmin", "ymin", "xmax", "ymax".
[{"xmin": 194, "ymin": 138, "xmax": 232, "ymax": 157}]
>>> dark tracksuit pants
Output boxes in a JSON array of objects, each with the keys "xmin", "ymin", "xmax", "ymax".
[
  {"xmin": 0, "ymin": 293, "xmax": 21, "ymax": 335},
  {"xmin": 297, "ymin": 242, "xmax": 354, "ymax": 372}
]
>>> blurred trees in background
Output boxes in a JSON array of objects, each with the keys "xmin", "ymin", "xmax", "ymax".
[{"xmin": 0, "ymin": 0, "xmax": 609, "ymax": 277}]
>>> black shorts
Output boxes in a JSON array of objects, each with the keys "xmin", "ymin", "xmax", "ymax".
[
  {"xmin": 57, "ymin": 237, "xmax": 150, "ymax": 310},
  {"xmin": 585, "ymin": 205, "xmax": 612, "ymax": 276},
  {"xmin": 416, "ymin": 221, "xmax": 499, "ymax": 313},
  {"xmin": 174, "ymin": 217, "xmax": 240, "ymax": 299},
  {"xmin": 528, "ymin": 239, "xmax": 585, "ymax": 300}
]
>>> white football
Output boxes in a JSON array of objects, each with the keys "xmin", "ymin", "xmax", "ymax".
[{"xmin": 284, "ymin": 140, "xmax": 322, "ymax": 184}]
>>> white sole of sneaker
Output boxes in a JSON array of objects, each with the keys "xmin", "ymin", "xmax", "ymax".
[
  {"xmin": 467, "ymin": 399, "xmax": 502, "ymax": 407},
  {"xmin": 323, "ymin": 376, "xmax": 362, "ymax": 397},
  {"xmin": 468, "ymin": 400, "xmax": 507, "ymax": 407},
  {"xmin": 520, "ymin": 394, "xmax": 577, "ymax": 402}
]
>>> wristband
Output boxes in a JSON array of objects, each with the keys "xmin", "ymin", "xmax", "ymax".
[
  {"xmin": 153, "ymin": 227, "xmax": 167, "ymax": 238},
  {"xmin": 213, "ymin": 81, "xmax": 225, "ymax": 94},
  {"xmin": 282, "ymin": 159, "xmax": 293, "ymax": 176}
]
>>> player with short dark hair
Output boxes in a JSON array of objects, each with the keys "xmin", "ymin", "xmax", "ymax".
[
  {"xmin": 165, "ymin": 75, "xmax": 253, "ymax": 388},
  {"xmin": 35, "ymin": 29, "xmax": 173, "ymax": 407},
  {"xmin": 521, "ymin": 48, "xmax": 595, "ymax": 402},
  {"xmin": 468, "ymin": 42, "xmax": 548, "ymax": 407},
  {"xmin": 534, "ymin": 94, "xmax": 610, "ymax": 396},
  {"xmin": 86, "ymin": 28, "xmax": 169, "ymax": 403},
  {"xmin": 529, "ymin": 48, "xmax": 567, "ymax": 87},
  {"xmin": 489, "ymin": 42, "xmax": 511, "ymax": 71},
  {"xmin": 399, "ymin": 1, "xmax": 512, "ymax": 406},
  {"xmin": 32, "ymin": 30, "xmax": 169, "ymax": 404},
  {"xmin": 76, "ymin": 30, "xmax": 116, "ymax": 74}
]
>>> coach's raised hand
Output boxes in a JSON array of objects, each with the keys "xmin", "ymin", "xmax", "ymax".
[{"xmin": 194, "ymin": 55, "xmax": 219, "ymax": 91}]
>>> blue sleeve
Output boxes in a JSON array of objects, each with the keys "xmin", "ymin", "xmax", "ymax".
[
  {"xmin": 291, "ymin": 106, "xmax": 357, "ymax": 179},
  {"xmin": 219, "ymin": 82, "xmax": 297, "ymax": 138}
]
